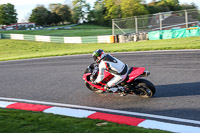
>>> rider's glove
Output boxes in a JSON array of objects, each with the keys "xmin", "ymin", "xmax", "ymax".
[
  {"xmin": 92, "ymin": 80, "xmax": 97, "ymax": 84},
  {"xmin": 104, "ymin": 85, "xmax": 110, "ymax": 92},
  {"xmin": 90, "ymin": 76, "xmax": 94, "ymax": 81}
]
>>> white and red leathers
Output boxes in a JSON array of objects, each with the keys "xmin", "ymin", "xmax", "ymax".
[{"xmin": 94, "ymin": 54, "xmax": 129, "ymax": 89}]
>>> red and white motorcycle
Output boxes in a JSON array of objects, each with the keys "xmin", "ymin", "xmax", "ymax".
[{"xmin": 83, "ymin": 63, "xmax": 156, "ymax": 98}]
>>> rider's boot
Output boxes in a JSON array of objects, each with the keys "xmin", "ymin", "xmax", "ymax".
[
  {"xmin": 109, "ymin": 87, "xmax": 118, "ymax": 92},
  {"xmin": 118, "ymin": 86, "xmax": 129, "ymax": 96},
  {"xmin": 104, "ymin": 85, "xmax": 119, "ymax": 93},
  {"xmin": 104, "ymin": 85, "xmax": 128, "ymax": 96}
]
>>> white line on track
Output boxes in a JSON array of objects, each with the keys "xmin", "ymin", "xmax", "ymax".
[{"xmin": 0, "ymin": 97, "xmax": 200, "ymax": 125}]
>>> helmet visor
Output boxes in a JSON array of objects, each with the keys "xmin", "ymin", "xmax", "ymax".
[{"xmin": 93, "ymin": 56, "xmax": 97, "ymax": 62}]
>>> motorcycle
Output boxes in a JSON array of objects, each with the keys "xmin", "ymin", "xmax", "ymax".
[{"xmin": 83, "ymin": 63, "xmax": 156, "ymax": 98}]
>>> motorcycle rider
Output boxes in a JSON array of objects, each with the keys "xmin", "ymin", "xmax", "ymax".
[{"xmin": 92, "ymin": 49, "xmax": 129, "ymax": 94}]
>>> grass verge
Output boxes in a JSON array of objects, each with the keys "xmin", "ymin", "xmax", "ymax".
[
  {"xmin": 0, "ymin": 29, "xmax": 112, "ymax": 37},
  {"xmin": 0, "ymin": 37, "xmax": 200, "ymax": 61},
  {"xmin": 0, "ymin": 24, "xmax": 112, "ymax": 37},
  {"xmin": 0, "ymin": 108, "xmax": 168, "ymax": 133}
]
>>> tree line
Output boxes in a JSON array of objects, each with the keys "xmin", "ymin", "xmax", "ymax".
[{"xmin": 0, "ymin": 0, "xmax": 198, "ymax": 26}]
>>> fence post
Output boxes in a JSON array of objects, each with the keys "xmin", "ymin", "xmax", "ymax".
[
  {"xmin": 159, "ymin": 13, "xmax": 162, "ymax": 30},
  {"xmin": 112, "ymin": 19, "xmax": 115, "ymax": 35},
  {"xmin": 135, "ymin": 16, "xmax": 138, "ymax": 33},
  {"xmin": 184, "ymin": 10, "xmax": 188, "ymax": 28}
]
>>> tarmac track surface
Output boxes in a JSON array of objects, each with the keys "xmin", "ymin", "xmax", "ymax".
[{"xmin": 0, "ymin": 50, "xmax": 200, "ymax": 125}]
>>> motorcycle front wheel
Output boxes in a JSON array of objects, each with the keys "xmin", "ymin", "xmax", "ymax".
[
  {"xmin": 131, "ymin": 79, "xmax": 156, "ymax": 98},
  {"xmin": 85, "ymin": 81, "xmax": 99, "ymax": 92}
]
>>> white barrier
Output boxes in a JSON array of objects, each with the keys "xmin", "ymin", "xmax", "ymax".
[
  {"xmin": 1, "ymin": 33, "xmax": 115, "ymax": 43},
  {"xmin": 64, "ymin": 37, "xmax": 82, "ymax": 43},
  {"xmin": 35, "ymin": 35, "xmax": 51, "ymax": 42},
  {"xmin": 97, "ymin": 35, "xmax": 111, "ymax": 43},
  {"xmin": 10, "ymin": 34, "xmax": 24, "ymax": 40}
]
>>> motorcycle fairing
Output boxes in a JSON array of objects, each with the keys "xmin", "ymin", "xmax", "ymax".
[
  {"xmin": 83, "ymin": 67, "xmax": 145, "ymax": 91},
  {"xmin": 126, "ymin": 67, "xmax": 145, "ymax": 82},
  {"xmin": 83, "ymin": 73, "xmax": 106, "ymax": 91}
]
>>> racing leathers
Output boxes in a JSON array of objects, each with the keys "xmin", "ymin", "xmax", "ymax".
[{"xmin": 94, "ymin": 54, "xmax": 129, "ymax": 92}]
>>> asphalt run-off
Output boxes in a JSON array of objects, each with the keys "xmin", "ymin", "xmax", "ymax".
[{"xmin": 0, "ymin": 50, "xmax": 200, "ymax": 132}]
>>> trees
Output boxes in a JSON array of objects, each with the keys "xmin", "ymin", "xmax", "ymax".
[
  {"xmin": 72, "ymin": 0, "xmax": 90, "ymax": 23},
  {"xmin": 49, "ymin": 3, "xmax": 72, "ymax": 24},
  {"xmin": 165, "ymin": 0, "xmax": 182, "ymax": 11},
  {"xmin": 89, "ymin": 0, "xmax": 108, "ymax": 25},
  {"xmin": 53, "ymin": 5, "xmax": 72, "ymax": 24},
  {"xmin": 0, "ymin": 3, "xmax": 17, "ymax": 25},
  {"xmin": 120, "ymin": 0, "xmax": 148, "ymax": 18},
  {"xmin": 49, "ymin": 3, "xmax": 62, "ymax": 12},
  {"xmin": 146, "ymin": 0, "xmax": 196, "ymax": 14},
  {"xmin": 103, "ymin": 0, "xmax": 149, "ymax": 19},
  {"xmin": 50, "ymin": 12, "xmax": 62, "ymax": 25},
  {"xmin": 29, "ymin": 6, "xmax": 51, "ymax": 26},
  {"xmin": 102, "ymin": 0, "xmax": 148, "ymax": 25},
  {"xmin": 29, "ymin": 4, "xmax": 72, "ymax": 26},
  {"xmin": 104, "ymin": 0, "xmax": 121, "ymax": 20},
  {"xmin": 156, "ymin": 0, "xmax": 170, "ymax": 12},
  {"xmin": 28, "ymin": 0, "xmax": 198, "ymax": 26},
  {"xmin": 181, "ymin": 2, "xmax": 198, "ymax": 10}
]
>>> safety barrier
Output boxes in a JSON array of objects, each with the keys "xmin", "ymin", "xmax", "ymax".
[
  {"xmin": 148, "ymin": 27, "xmax": 200, "ymax": 40},
  {"xmin": 3, "ymin": 28, "xmax": 198, "ymax": 43},
  {"xmin": 116, "ymin": 32, "xmax": 149, "ymax": 43},
  {"xmin": 115, "ymin": 26, "xmax": 200, "ymax": 43},
  {"xmin": 0, "ymin": 33, "xmax": 115, "ymax": 44}
]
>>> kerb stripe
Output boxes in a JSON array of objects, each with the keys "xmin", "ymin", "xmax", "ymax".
[
  {"xmin": 0, "ymin": 101, "xmax": 16, "ymax": 108},
  {"xmin": 88, "ymin": 112, "xmax": 145, "ymax": 126},
  {"xmin": 44, "ymin": 107, "xmax": 96, "ymax": 118},
  {"xmin": 6, "ymin": 103, "xmax": 52, "ymax": 112}
]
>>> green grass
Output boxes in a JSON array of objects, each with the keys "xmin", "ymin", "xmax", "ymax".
[
  {"xmin": 0, "ymin": 108, "xmax": 168, "ymax": 133},
  {"xmin": 43, "ymin": 24, "xmax": 73, "ymax": 30},
  {"xmin": 71, "ymin": 24, "xmax": 111, "ymax": 29},
  {"xmin": 0, "ymin": 37, "xmax": 200, "ymax": 61},
  {"xmin": 0, "ymin": 24, "xmax": 112, "ymax": 37},
  {"xmin": 0, "ymin": 29, "xmax": 112, "ymax": 37}
]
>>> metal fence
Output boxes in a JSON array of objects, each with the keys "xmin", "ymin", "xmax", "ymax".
[{"xmin": 112, "ymin": 9, "xmax": 200, "ymax": 35}]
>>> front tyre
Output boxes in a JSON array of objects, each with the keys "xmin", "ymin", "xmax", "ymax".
[
  {"xmin": 85, "ymin": 81, "xmax": 99, "ymax": 92},
  {"xmin": 132, "ymin": 79, "xmax": 156, "ymax": 98}
]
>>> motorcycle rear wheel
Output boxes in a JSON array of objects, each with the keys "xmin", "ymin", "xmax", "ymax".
[{"xmin": 132, "ymin": 79, "xmax": 156, "ymax": 98}]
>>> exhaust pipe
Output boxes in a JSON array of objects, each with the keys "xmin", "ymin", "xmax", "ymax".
[{"xmin": 140, "ymin": 71, "xmax": 150, "ymax": 77}]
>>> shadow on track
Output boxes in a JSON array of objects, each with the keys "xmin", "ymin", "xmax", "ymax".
[{"xmin": 155, "ymin": 82, "xmax": 200, "ymax": 98}]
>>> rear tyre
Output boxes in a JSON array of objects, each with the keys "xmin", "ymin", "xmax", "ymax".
[{"xmin": 132, "ymin": 79, "xmax": 156, "ymax": 98}]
